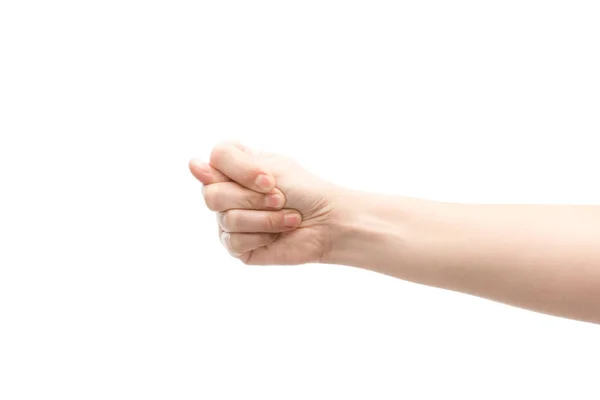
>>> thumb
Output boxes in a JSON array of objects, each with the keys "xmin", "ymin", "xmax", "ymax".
[
  {"xmin": 209, "ymin": 141, "xmax": 276, "ymax": 193},
  {"xmin": 189, "ymin": 158, "xmax": 230, "ymax": 185}
]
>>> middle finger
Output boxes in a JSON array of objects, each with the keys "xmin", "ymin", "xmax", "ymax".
[{"xmin": 203, "ymin": 181, "xmax": 286, "ymax": 212}]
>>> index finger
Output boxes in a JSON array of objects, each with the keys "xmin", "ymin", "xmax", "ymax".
[{"xmin": 209, "ymin": 142, "xmax": 275, "ymax": 193}]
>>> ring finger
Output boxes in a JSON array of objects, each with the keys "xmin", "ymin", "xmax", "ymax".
[
  {"xmin": 203, "ymin": 181, "xmax": 286, "ymax": 212},
  {"xmin": 218, "ymin": 209, "xmax": 302, "ymax": 233}
]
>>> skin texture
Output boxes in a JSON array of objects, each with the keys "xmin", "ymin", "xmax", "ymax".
[
  {"xmin": 190, "ymin": 141, "xmax": 600, "ymax": 325},
  {"xmin": 189, "ymin": 142, "xmax": 338, "ymax": 265}
]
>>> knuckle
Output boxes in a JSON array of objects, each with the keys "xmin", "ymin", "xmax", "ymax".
[
  {"xmin": 245, "ymin": 167, "xmax": 263, "ymax": 183},
  {"xmin": 225, "ymin": 233, "xmax": 237, "ymax": 252},
  {"xmin": 241, "ymin": 193, "xmax": 258, "ymax": 209},
  {"xmin": 219, "ymin": 230, "xmax": 228, "ymax": 247},
  {"xmin": 203, "ymin": 186, "xmax": 221, "ymax": 211},
  {"xmin": 227, "ymin": 233, "xmax": 239, "ymax": 254},
  {"xmin": 217, "ymin": 212, "xmax": 229, "ymax": 230},
  {"xmin": 266, "ymin": 214, "xmax": 277, "ymax": 231},
  {"xmin": 225, "ymin": 210, "xmax": 239, "ymax": 231},
  {"xmin": 209, "ymin": 142, "xmax": 229, "ymax": 164},
  {"xmin": 221, "ymin": 232, "xmax": 241, "ymax": 258}
]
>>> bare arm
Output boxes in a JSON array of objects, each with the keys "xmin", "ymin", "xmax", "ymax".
[
  {"xmin": 325, "ymin": 190, "xmax": 600, "ymax": 324},
  {"xmin": 191, "ymin": 143, "xmax": 600, "ymax": 325}
]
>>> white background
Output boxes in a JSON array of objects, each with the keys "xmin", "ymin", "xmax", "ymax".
[{"xmin": 1, "ymin": 1, "xmax": 600, "ymax": 399}]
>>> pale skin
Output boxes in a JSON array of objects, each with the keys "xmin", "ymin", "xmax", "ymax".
[{"xmin": 189, "ymin": 142, "xmax": 600, "ymax": 325}]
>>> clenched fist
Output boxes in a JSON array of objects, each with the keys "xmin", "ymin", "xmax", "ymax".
[{"xmin": 189, "ymin": 142, "xmax": 342, "ymax": 265}]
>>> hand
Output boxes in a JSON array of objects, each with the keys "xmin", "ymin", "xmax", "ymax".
[{"xmin": 189, "ymin": 142, "xmax": 342, "ymax": 265}]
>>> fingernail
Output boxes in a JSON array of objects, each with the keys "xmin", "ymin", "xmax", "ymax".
[
  {"xmin": 255, "ymin": 174, "xmax": 275, "ymax": 192},
  {"xmin": 284, "ymin": 213, "xmax": 301, "ymax": 227},
  {"xmin": 264, "ymin": 193, "xmax": 284, "ymax": 209}
]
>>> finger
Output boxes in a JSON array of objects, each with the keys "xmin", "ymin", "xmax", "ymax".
[
  {"xmin": 203, "ymin": 182, "xmax": 286, "ymax": 212},
  {"xmin": 220, "ymin": 229, "xmax": 278, "ymax": 255},
  {"xmin": 218, "ymin": 226, "xmax": 242, "ymax": 258},
  {"xmin": 231, "ymin": 140, "xmax": 254, "ymax": 156},
  {"xmin": 209, "ymin": 142, "xmax": 275, "ymax": 193},
  {"xmin": 189, "ymin": 158, "xmax": 230, "ymax": 185},
  {"xmin": 218, "ymin": 209, "xmax": 302, "ymax": 233}
]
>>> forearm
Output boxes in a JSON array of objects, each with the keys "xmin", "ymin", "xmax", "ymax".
[{"xmin": 326, "ymin": 190, "xmax": 600, "ymax": 324}]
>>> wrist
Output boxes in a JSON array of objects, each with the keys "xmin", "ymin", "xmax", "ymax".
[
  {"xmin": 322, "ymin": 189, "xmax": 458, "ymax": 286},
  {"xmin": 322, "ymin": 188, "xmax": 410, "ymax": 270}
]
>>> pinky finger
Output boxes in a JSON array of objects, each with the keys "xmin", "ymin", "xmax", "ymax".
[{"xmin": 219, "ymin": 227, "xmax": 278, "ymax": 258}]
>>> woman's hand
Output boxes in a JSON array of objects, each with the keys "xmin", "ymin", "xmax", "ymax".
[
  {"xmin": 189, "ymin": 141, "xmax": 342, "ymax": 265},
  {"xmin": 190, "ymin": 141, "xmax": 600, "ymax": 324}
]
